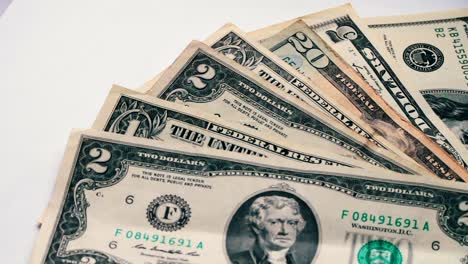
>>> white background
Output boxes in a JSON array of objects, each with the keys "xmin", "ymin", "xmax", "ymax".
[{"xmin": 1, "ymin": 0, "xmax": 467, "ymax": 262}]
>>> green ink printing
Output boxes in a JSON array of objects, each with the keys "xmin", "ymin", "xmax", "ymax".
[
  {"xmin": 341, "ymin": 209, "xmax": 430, "ymax": 231},
  {"xmin": 357, "ymin": 240, "xmax": 402, "ymax": 264},
  {"xmin": 114, "ymin": 228, "xmax": 204, "ymax": 249}
]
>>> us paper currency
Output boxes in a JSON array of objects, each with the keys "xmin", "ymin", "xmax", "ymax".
[
  {"xmin": 205, "ymin": 24, "xmax": 425, "ymax": 166},
  {"xmin": 249, "ymin": 4, "xmax": 468, "ymax": 181},
  {"xmin": 365, "ymin": 9, "xmax": 468, "ymax": 150},
  {"xmin": 291, "ymin": 5, "xmax": 468, "ymax": 171},
  {"xmin": 144, "ymin": 41, "xmax": 426, "ymax": 175},
  {"xmin": 31, "ymin": 129, "xmax": 468, "ymax": 263},
  {"xmin": 205, "ymin": 24, "xmax": 390, "ymax": 150},
  {"xmin": 203, "ymin": 23, "xmax": 440, "ymax": 179},
  {"xmin": 94, "ymin": 85, "xmax": 375, "ymax": 169},
  {"xmin": 251, "ymin": 20, "xmax": 467, "ymax": 183}
]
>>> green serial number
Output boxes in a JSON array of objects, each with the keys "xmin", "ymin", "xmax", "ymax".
[
  {"xmin": 114, "ymin": 228, "xmax": 204, "ymax": 249},
  {"xmin": 341, "ymin": 210, "xmax": 430, "ymax": 231}
]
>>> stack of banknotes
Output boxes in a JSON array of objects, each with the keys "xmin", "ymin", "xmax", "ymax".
[{"xmin": 31, "ymin": 4, "xmax": 468, "ymax": 264}]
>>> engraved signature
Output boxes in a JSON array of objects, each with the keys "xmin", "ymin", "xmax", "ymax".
[{"xmin": 133, "ymin": 244, "xmax": 200, "ymax": 257}]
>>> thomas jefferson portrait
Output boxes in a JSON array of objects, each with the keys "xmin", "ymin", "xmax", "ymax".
[
  {"xmin": 226, "ymin": 191, "xmax": 318, "ymax": 264},
  {"xmin": 423, "ymin": 94, "xmax": 468, "ymax": 148}
]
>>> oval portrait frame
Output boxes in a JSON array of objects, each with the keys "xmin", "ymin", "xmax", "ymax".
[{"xmin": 223, "ymin": 184, "xmax": 321, "ymax": 264}]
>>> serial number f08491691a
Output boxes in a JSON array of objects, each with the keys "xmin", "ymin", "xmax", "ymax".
[
  {"xmin": 341, "ymin": 210, "xmax": 430, "ymax": 231},
  {"xmin": 114, "ymin": 228, "xmax": 204, "ymax": 250}
]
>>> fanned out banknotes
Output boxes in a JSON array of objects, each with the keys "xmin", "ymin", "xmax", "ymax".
[{"xmin": 32, "ymin": 4, "xmax": 468, "ymax": 264}]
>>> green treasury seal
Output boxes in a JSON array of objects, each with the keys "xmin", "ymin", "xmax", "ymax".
[{"xmin": 357, "ymin": 240, "xmax": 402, "ymax": 264}]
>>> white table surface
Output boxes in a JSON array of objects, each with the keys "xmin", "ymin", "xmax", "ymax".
[{"xmin": 1, "ymin": 0, "xmax": 467, "ymax": 262}]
